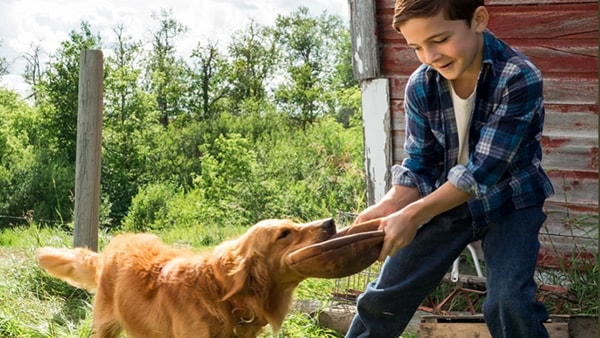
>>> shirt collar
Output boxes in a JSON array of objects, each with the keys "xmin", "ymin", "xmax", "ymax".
[{"xmin": 481, "ymin": 29, "xmax": 496, "ymax": 77}]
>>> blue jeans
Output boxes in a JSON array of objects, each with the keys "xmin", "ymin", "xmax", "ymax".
[{"xmin": 345, "ymin": 204, "xmax": 549, "ymax": 338}]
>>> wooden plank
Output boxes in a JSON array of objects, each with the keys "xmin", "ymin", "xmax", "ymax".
[
  {"xmin": 417, "ymin": 315, "xmax": 597, "ymax": 338},
  {"xmin": 488, "ymin": 4, "xmax": 598, "ymax": 39},
  {"xmin": 418, "ymin": 322, "xmax": 493, "ymax": 338},
  {"xmin": 388, "ymin": 133, "xmax": 599, "ymax": 176},
  {"xmin": 380, "ymin": 45, "xmax": 420, "ymax": 74},
  {"xmin": 361, "ymin": 79, "xmax": 393, "ymax": 205},
  {"xmin": 389, "ymin": 104, "xmax": 599, "ymax": 142},
  {"xmin": 376, "ymin": 3, "xmax": 598, "ymax": 42},
  {"xmin": 389, "ymin": 134, "xmax": 599, "ymax": 202},
  {"xmin": 486, "ymin": 0, "xmax": 596, "ymax": 4},
  {"xmin": 544, "ymin": 105, "xmax": 599, "ymax": 135},
  {"xmin": 349, "ymin": 0, "xmax": 380, "ymax": 80},
  {"xmin": 542, "ymin": 77, "xmax": 598, "ymax": 105},
  {"xmin": 389, "ymin": 76, "xmax": 408, "ymax": 100},
  {"xmin": 542, "ymin": 136, "xmax": 598, "ymax": 172},
  {"xmin": 568, "ymin": 315, "xmax": 599, "ymax": 337},
  {"xmin": 380, "ymin": 42, "xmax": 598, "ymax": 75},
  {"xmin": 511, "ymin": 43, "xmax": 598, "ymax": 74},
  {"xmin": 388, "ymin": 75, "xmax": 599, "ymax": 106},
  {"xmin": 376, "ymin": 0, "xmax": 597, "ymax": 11},
  {"xmin": 390, "ymin": 106, "xmax": 599, "ymax": 142},
  {"xmin": 545, "ymin": 170, "xmax": 598, "ymax": 213},
  {"xmin": 418, "ymin": 322, "xmax": 569, "ymax": 338}
]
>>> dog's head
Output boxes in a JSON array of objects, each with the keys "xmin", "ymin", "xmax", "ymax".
[
  {"xmin": 241, "ymin": 218, "xmax": 336, "ymax": 276},
  {"xmin": 213, "ymin": 218, "xmax": 335, "ymax": 330},
  {"xmin": 216, "ymin": 218, "xmax": 336, "ymax": 285}
]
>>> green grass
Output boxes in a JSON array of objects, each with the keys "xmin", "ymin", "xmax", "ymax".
[{"xmin": 0, "ymin": 224, "xmax": 93, "ymax": 337}]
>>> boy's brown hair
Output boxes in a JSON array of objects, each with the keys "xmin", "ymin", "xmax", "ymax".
[{"xmin": 392, "ymin": 0, "xmax": 485, "ymax": 32}]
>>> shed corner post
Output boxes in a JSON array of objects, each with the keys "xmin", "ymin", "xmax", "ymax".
[{"xmin": 349, "ymin": 0, "xmax": 392, "ymax": 206}]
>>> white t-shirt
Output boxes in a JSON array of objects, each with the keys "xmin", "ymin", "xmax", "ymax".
[{"xmin": 449, "ymin": 80, "xmax": 476, "ymax": 165}]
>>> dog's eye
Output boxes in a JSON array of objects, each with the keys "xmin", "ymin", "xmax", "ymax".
[{"xmin": 276, "ymin": 229, "xmax": 291, "ymax": 240}]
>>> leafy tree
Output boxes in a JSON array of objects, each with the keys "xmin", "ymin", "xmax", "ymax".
[
  {"xmin": 0, "ymin": 40, "xmax": 8, "ymax": 76},
  {"xmin": 186, "ymin": 41, "xmax": 230, "ymax": 121},
  {"xmin": 144, "ymin": 121, "xmax": 203, "ymax": 189},
  {"xmin": 271, "ymin": 7, "xmax": 347, "ymax": 128},
  {"xmin": 0, "ymin": 88, "xmax": 37, "ymax": 225},
  {"xmin": 145, "ymin": 9, "xmax": 188, "ymax": 127},
  {"xmin": 102, "ymin": 24, "xmax": 159, "ymax": 225},
  {"xmin": 122, "ymin": 115, "xmax": 366, "ymax": 230},
  {"xmin": 330, "ymin": 27, "xmax": 356, "ymax": 90},
  {"xmin": 327, "ymin": 27, "xmax": 361, "ymax": 128},
  {"xmin": 11, "ymin": 22, "xmax": 102, "ymax": 224},
  {"xmin": 194, "ymin": 133, "xmax": 264, "ymax": 223},
  {"xmin": 226, "ymin": 21, "xmax": 276, "ymax": 114},
  {"xmin": 121, "ymin": 182, "xmax": 177, "ymax": 232},
  {"xmin": 22, "ymin": 43, "xmax": 44, "ymax": 102},
  {"xmin": 37, "ymin": 21, "xmax": 102, "ymax": 163}
]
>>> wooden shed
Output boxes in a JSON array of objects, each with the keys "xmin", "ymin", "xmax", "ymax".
[{"xmin": 349, "ymin": 0, "xmax": 598, "ymax": 268}]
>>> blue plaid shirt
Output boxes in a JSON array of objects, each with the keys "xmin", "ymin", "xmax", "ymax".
[{"xmin": 392, "ymin": 30, "xmax": 554, "ymax": 227}]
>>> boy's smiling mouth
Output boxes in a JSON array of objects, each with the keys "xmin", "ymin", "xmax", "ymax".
[{"xmin": 436, "ymin": 61, "xmax": 453, "ymax": 71}]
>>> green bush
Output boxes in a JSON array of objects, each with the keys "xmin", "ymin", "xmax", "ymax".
[
  {"xmin": 120, "ymin": 115, "xmax": 366, "ymax": 236},
  {"xmin": 121, "ymin": 182, "xmax": 178, "ymax": 232}
]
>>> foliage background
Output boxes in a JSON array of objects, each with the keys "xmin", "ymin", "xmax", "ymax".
[{"xmin": 0, "ymin": 6, "xmax": 366, "ymax": 231}]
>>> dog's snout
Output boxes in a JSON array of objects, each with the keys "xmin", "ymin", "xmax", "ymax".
[{"xmin": 320, "ymin": 218, "xmax": 336, "ymax": 235}]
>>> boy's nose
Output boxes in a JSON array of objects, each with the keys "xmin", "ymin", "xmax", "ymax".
[{"xmin": 422, "ymin": 48, "xmax": 441, "ymax": 65}]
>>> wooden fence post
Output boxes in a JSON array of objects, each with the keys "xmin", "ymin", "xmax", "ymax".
[{"xmin": 73, "ymin": 50, "xmax": 103, "ymax": 251}]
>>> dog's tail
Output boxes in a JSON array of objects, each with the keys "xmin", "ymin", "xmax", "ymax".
[{"xmin": 36, "ymin": 247, "xmax": 100, "ymax": 292}]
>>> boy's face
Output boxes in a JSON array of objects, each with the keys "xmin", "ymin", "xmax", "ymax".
[{"xmin": 400, "ymin": 7, "xmax": 487, "ymax": 87}]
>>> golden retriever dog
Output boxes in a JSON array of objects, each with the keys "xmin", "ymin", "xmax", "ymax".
[{"xmin": 36, "ymin": 218, "xmax": 336, "ymax": 338}]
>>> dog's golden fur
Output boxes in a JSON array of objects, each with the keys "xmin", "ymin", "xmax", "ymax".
[{"xmin": 36, "ymin": 218, "xmax": 336, "ymax": 338}]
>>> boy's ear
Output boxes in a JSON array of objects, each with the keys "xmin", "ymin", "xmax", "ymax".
[{"xmin": 473, "ymin": 6, "xmax": 489, "ymax": 32}]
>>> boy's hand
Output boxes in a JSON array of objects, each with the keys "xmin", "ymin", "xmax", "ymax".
[
  {"xmin": 376, "ymin": 182, "xmax": 473, "ymax": 260},
  {"xmin": 353, "ymin": 204, "xmax": 388, "ymax": 225},
  {"xmin": 353, "ymin": 185, "xmax": 420, "ymax": 225},
  {"xmin": 377, "ymin": 206, "xmax": 422, "ymax": 260}
]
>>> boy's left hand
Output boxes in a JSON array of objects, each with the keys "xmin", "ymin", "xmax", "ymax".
[{"xmin": 377, "ymin": 207, "xmax": 422, "ymax": 260}]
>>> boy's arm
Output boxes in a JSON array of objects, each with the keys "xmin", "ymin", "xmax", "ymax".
[{"xmin": 377, "ymin": 181, "xmax": 471, "ymax": 260}]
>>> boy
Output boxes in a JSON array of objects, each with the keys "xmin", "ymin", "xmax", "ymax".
[{"xmin": 345, "ymin": 1, "xmax": 554, "ymax": 337}]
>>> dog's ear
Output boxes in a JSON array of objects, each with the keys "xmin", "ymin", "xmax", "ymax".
[{"xmin": 221, "ymin": 249, "xmax": 271, "ymax": 302}]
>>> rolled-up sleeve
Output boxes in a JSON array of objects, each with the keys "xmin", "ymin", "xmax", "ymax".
[
  {"xmin": 392, "ymin": 70, "xmax": 444, "ymax": 198},
  {"xmin": 447, "ymin": 164, "xmax": 488, "ymax": 197}
]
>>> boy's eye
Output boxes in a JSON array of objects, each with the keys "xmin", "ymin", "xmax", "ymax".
[{"xmin": 433, "ymin": 37, "xmax": 448, "ymax": 44}]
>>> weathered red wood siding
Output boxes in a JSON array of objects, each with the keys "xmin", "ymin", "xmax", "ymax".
[{"xmin": 375, "ymin": 0, "xmax": 598, "ymax": 268}]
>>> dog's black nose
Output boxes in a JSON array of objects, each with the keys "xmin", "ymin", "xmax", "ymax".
[{"xmin": 321, "ymin": 218, "xmax": 336, "ymax": 234}]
